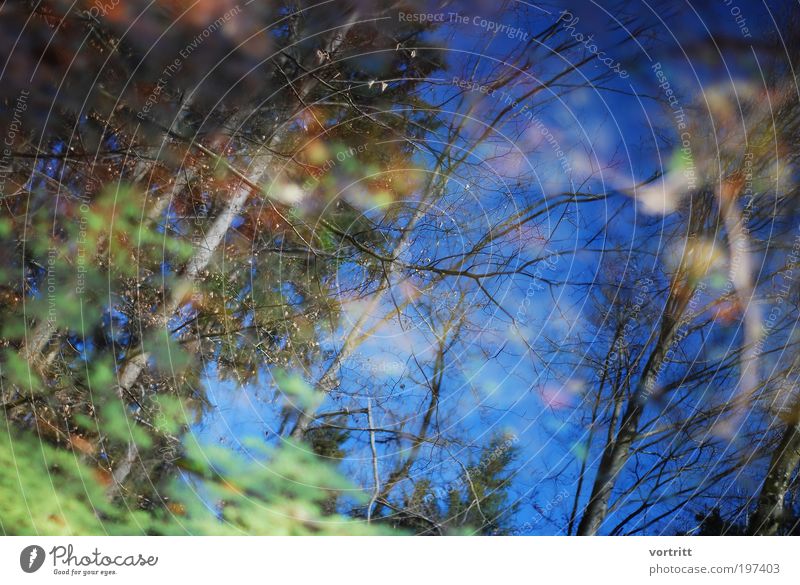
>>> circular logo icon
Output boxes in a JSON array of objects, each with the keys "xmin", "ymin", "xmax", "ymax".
[{"xmin": 20, "ymin": 545, "xmax": 46, "ymax": 573}]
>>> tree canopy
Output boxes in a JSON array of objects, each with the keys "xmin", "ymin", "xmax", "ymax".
[{"xmin": 2, "ymin": 0, "xmax": 800, "ymax": 536}]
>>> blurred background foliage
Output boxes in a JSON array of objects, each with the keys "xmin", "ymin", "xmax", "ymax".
[{"xmin": 0, "ymin": 0, "xmax": 512, "ymax": 536}]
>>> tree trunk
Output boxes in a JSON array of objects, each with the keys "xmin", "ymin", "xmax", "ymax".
[
  {"xmin": 577, "ymin": 315, "xmax": 680, "ymax": 535},
  {"xmin": 749, "ymin": 419, "xmax": 800, "ymax": 535},
  {"xmin": 576, "ymin": 398, "xmax": 644, "ymax": 535},
  {"xmin": 109, "ymin": 14, "xmax": 361, "ymax": 487}
]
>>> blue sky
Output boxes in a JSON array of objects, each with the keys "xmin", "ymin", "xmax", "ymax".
[{"xmin": 179, "ymin": 0, "xmax": 791, "ymax": 534}]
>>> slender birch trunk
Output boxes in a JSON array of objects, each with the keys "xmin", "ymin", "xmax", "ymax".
[
  {"xmin": 577, "ymin": 309, "xmax": 685, "ymax": 534},
  {"xmin": 109, "ymin": 14, "xmax": 361, "ymax": 489},
  {"xmin": 749, "ymin": 404, "xmax": 800, "ymax": 535}
]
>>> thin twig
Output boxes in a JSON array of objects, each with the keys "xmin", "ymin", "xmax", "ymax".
[{"xmin": 366, "ymin": 398, "xmax": 380, "ymax": 523}]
